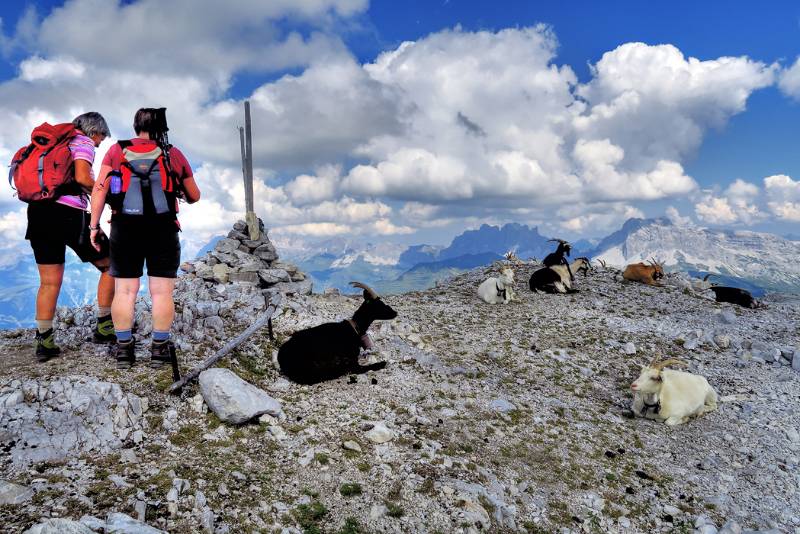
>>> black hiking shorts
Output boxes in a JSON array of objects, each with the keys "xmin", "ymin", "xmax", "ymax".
[
  {"xmin": 109, "ymin": 218, "xmax": 180, "ymax": 279},
  {"xmin": 25, "ymin": 202, "xmax": 109, "ymax": 265}
]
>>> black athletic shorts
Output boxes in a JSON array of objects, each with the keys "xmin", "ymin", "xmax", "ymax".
[
  {"xmin": 25, "ymin": 202, "xmax": 109, "ymax": 265},
  {"xmin": 109, "ymin": 217, "xmax": 181, "ymax": 279}
]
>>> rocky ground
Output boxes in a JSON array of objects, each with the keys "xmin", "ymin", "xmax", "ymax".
[{"xmin": 1, "ymin": 251, "xmax": 799, "ymax": 534}]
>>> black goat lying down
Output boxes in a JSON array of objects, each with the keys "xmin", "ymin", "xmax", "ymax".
[
  {"xmin": 278, "ymin": 282, "xmax": 398, "ymax": 385},
  {"xmin": 709, "ymin": 286, "xmax": 759, "ymax": 309},
  {"xmin": 704, "ymin": 274, "xmax": 761, "ymax": 309},
  {"xmin": 529, "ymin": 258, "xmax": 591, "ymax": 294}
]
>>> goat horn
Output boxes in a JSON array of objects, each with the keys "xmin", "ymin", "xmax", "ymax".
[
  {"xmin": 703, "ymin": 273, "xmax": 715, "ymax": 282},
  {"xmin": 350, "ymin": 281, "xmax": 378, "ymax": 300},
  {"xmin": 651, "ymin": 358, "xmax": 686, "ymax": 371}
]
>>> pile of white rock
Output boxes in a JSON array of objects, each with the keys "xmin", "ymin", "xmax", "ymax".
[
  {"xmin": 181, "ymin": 219, "xmax": 309, "ymax": 294},
  {"xmin": 168, "ymin": 219, "xmax": 310, "ymax": 350},
  {"xmin": 0, "ymin": 377, "xmax": 146, "ymax": 470}
]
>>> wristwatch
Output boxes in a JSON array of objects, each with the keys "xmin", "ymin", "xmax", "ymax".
[{"xmin": 89, "ymin": 225, "xmax": 101, "ymax": 231}]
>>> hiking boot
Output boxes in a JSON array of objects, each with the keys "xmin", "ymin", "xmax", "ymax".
[
  {"xmin": 112, "ymin": 338, "xmax": 136, "ymax": 368},
  {"xmin": 150, "ymin": 340, "xmax": 175, "ymax": 369},
  {"xmin": 93, "ymin": 315, "xmax": 116, "ymax": 343},
  {"xmin": 34, "ymin": 329, "xmax": 61, "ymax": 362}
]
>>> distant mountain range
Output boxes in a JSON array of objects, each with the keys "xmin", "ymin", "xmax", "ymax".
[
  {"xmin": 291, "ymin": 218, "xmax": 799, "ymax": 296},
  {"xmin": 1, "ymin": 218, "xmax": 797, "ymax": 328},
  {"xmin": 593, "ymin": 218, "xmax": 800, "ymax": 295},
  {"xmin": 0, "ymin": 257, "xmax": 103, "ymax": 329}
]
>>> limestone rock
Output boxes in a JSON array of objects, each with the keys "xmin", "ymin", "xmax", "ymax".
[
  {"xmin": 229, "ymin": 272, "xmax": 260, "ymax": 285},
  {"xmin": 23, "ymin": 519, "xmax": 94, "ymax": 534},
  {"xmin": 195, "ymin": 263, "xmax": 214, "ymax": 280},
  {"xmin": 342, "ymin": 440, "xmax": 362, "ymax": 453},
  {"xmin": 253, "ymin": 243, "xmax": 278, "ymax": 262},
  {"xmin": 212, "ymin": 263, "xmax": 231, "ymax": 284},
  {"xmin": 195, "ymin": 301, "xmax": 220, "ymax": 318},
  {"xmin": 490, "ymin": 398, "xmax": 516, "ymax": 413},
  {"xmin": 365, "ymin": 422, "xmax": 394, "ymax": 444},
  {"xmin": 105, "ymin": 513, "xmax": 167, "ymax": 533},
  {"xmin": 199, "ymin": 368, "xmax": 284, "ymax": 424},
  {"xmin": 258, "ymin": 269, "xmax": 291, "ymax": 285},
  {"xmin": 204, "ymin": 316, "xmax": 225, "ymax": 336},
  {"xmin": 239, "ymin": 260, "xmax": 268, "ymax": 273},
  {"xmin": 214, "ymin": 238, "xmax": 240, "ymax": 254},
  {"xmin": 227, "ymin": 230, "xmax": 249, "ymax": 241},
  {"xmin": 0, "ymin": 377, "xmax": 145, "ymax": 468},
  {"xmin": 269, "ymin": 279, "xmax": 313, "ymax": 296},
  {"xmin": 0, "ymin": 480, "xmax": 33, "ymax": 504}
]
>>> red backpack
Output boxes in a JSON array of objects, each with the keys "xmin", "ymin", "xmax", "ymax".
[{"xmin": 8, "ymin": 123, "xmax": 79, "ymax": 202}]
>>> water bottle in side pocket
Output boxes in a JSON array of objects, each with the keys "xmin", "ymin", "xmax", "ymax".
[{"xmin": 109, "ymin": 170, "xmax": 122, "ymax": 194}]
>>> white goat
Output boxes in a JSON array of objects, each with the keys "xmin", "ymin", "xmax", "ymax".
[
  {"xmin": 478, "ymin": 268, "xmax": 515, "ymax": 304},
  {"xmin": 630, "ymin": 358, "xmax": 717, "ymax": 426}
]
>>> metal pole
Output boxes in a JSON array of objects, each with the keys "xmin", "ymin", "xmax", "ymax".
[
  {"xmin": 243, "ymin": 101, "xmax": 260, "ymax": 240},
  {"xmin": 238, "ymin": 126, "xmax": 246, "ymax": 186}
]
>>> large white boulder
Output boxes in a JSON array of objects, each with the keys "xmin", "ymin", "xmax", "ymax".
[
  {"xmin": 199, "ymin": 368, "xmax": 283, "ymax": 424},
  {"xmin": 105, "ymin": 513, "xmax": 166, "ymax": 534},
  {"xmin": 0, "ymin": 480, "xmax": 33, "ymax": 505},
  {"xmin": 23, "ymin": 519, "xmax": 94, "ymax": 534}
]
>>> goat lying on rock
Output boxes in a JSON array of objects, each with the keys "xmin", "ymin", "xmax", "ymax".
[
  {"xmin": 278, "ymin": 282, "xmax": 397, "ymax": 385},
  {"xmin": 630, "ymin": 358, "xmax": 717, "ymax": 426},
  {"xmin": 529, "ymin": 258, "xmax": 590, "ymax": 293},
  {"xmin": 622, "ymin": 259, "xmax": 664, "ymax": 286},
  {"xmin": 703, "ymin": 275, "xmax": 760, "ymax": 308},
  {"xmin": 478, "ymin": 268, "xmax": 515, "ymax": 304}
]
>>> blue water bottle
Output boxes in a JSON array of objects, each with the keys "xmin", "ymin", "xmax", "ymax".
[{"xmin": 109, "ymin": 171, "xmax": 122, "ymax": 194}]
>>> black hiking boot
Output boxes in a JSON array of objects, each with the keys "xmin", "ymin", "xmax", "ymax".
[
  {"xmin": 34, "ymin": 329, "xmax": 61, "ymax": 362},
  {"xmin": 150, "ymin": 340, "xmax": 175, "ymax": 369},
  {"xmin": 92, "ymin": 315, "xmax": 116, "ymax": 343},
  {"xmin": 112, "ymin": 338, "xmax": 136, "ymax": 368}
]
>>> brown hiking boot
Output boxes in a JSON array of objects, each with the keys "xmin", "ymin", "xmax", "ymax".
[
  {"xmin": 150, "ymin": 340, "xmax": 174, "ymax": 369},
  {"xmin": 112, "ymin": 338, "xmax": 136, "ymax": 368}
]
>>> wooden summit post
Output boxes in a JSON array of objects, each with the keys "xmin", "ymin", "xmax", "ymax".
[{"xmin": 242, "ymin": 100, "xmax": 260, "ymax": 241}]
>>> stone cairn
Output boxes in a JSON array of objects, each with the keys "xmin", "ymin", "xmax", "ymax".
[
  {"xmin": 182, "ymin": 219, "xmax": 308, "ymax": 290},
  {"xmin": 169, "ymin": 219, "xmax": 310, "ymax": 352}
]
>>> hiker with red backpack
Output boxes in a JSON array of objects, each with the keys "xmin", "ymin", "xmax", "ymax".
[
  {"xmin": 10, "ymin": 112, "xmax": 116, "ymax": 361},
  {"xmin": 90, "ymin": 108, "xmax": 201, "ymax": 369}
]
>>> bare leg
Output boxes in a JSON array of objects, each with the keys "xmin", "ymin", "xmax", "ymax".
[
  {"xmin": 36, "ymin": 264, "xmax": 65, "ymax": 322},
  {"xmin": 149, "ymin": 276, "xmax": 176, "ymax": 332},
  {"xmin": 93, "ymin": 258, "xmax": 115, "ymax": 310},
  {"xmin": 113, "ymin": 278, "xmax": 140, "ymax": 331}
]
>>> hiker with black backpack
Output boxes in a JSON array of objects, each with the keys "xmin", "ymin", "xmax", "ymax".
[
  {"xmin": 89, "ymin": 108, "xmax": 201, "ymax": 369},
  {"xmin": 9, "ymin": 112, "xmax": 117, "ymax": 361}
]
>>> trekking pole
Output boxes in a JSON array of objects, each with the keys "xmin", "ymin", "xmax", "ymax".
[
  {"xmin": 169, "ymin": 294, "xmax": 282, "ymax": 394},
  {"xmin": 169, "ymin": 343, "xmax": 181, "ymax": 383}
]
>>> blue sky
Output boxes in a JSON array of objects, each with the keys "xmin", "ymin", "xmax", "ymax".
[{"xmin": 1, "ymin": 0, "xmax": 799, "ymax": 254}]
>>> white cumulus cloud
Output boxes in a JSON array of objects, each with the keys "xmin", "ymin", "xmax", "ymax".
[
  {"xmin": 778, "ymin": 56, "xmax": 800, "ymax": 100},
  {"xmin": 764, "ymin": 174, "xmax": 800, "ymax": 221},
  {"xmin": 694, "ymin": 179, "xmax": 762, "ymax": 225}
]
